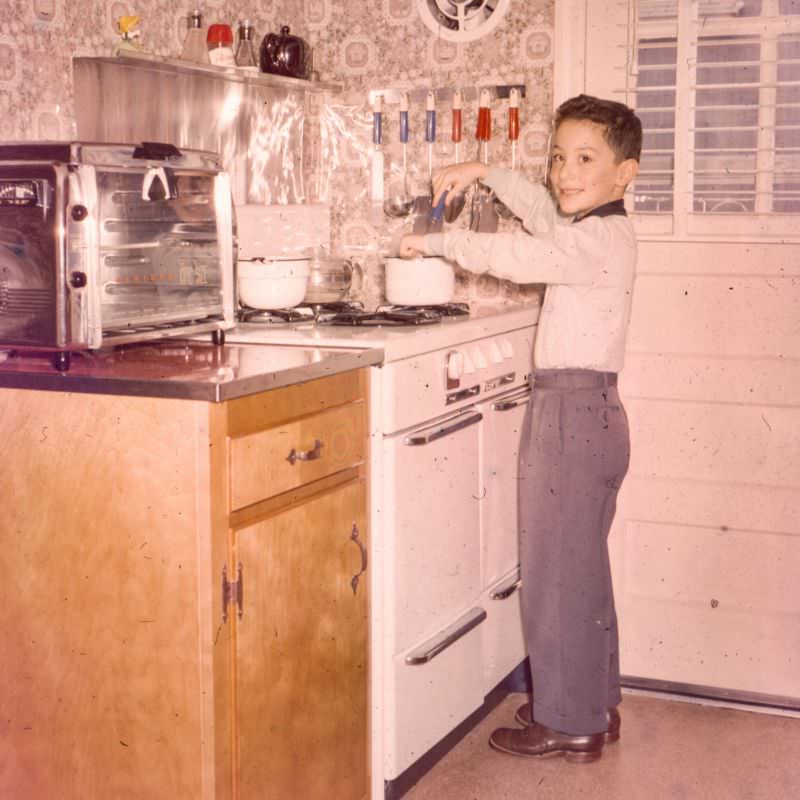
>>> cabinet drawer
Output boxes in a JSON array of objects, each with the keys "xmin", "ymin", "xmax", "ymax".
[{"xmin": 229, "ymin": 402, "xmax": 365, "ymax": 511}]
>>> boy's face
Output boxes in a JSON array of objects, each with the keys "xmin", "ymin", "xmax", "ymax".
[{"xmin": 549, "ymin": 118, "xmax": 638, "ymax": 217}]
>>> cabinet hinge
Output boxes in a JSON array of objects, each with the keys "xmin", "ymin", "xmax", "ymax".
[{"xmin": 222, "ymin": 562, "xmax": 243, "ymax": 624}]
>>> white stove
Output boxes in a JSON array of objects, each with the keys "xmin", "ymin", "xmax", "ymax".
[
  {"xmin": 224, "ymin": 302, "xmax": 539, "ymax": 796},
  {"xmin": 225, "ymin": 303, "xmax": 537, "ymax": 364}
]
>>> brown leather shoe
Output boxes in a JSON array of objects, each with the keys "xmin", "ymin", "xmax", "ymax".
[
  {"xmin": 514, "ymin": 702, "xmax": 621, "ymax": 744},
  {"xmin": 489, "ymin": 722, "xmax": 604, "ymax": 763}
]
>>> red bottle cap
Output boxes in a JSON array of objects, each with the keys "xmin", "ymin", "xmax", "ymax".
[{"xmin": 207, "ymin": 23, "xmax": 233, "ymax": 45}]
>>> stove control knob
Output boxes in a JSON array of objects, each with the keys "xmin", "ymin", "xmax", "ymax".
[
  {"xmin": 500, "ymin": 339, "xmax": 514, "ymax": 359},
  {"xmin": 446, "ymin": 350, "xmax": 464, "ymax": 387},
  {"xmin": 471, "ymin": 346, "xmax": 488, "ymax": 370},
  {"xmin": 489, "ymin": 341, "xmax": 503, "ymax": 364}
]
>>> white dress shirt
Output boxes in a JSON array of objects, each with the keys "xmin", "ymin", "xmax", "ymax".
[{"xmin": 423, "ymin": 167, "xmax": 637, "ymax": 373}]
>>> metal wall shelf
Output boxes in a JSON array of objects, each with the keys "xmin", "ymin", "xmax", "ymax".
[{"xmin": 75, "ymin": 55, "xmax": 342, "ymax": 94}]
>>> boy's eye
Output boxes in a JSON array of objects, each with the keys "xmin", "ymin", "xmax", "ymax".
[
  {"xmin": 580, "ymin": 154, "xmax": 592, "ymax": 163},
  {"xmin": 551, "ymin": 153, "xmax": 563, "ymax": 163}
]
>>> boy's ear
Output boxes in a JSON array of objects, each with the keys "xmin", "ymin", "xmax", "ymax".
[{"xmin": 616, "ymin": 158, "xmax": 639, "ymax": 188}]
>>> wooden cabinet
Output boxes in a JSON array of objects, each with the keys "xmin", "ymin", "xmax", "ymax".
[
  {"xmin": 235, "ymin": 481, "xmax": 368, "ymax": 800},
  {"xmin": 0, "ymin": 369, "xmax": 370, "ymax": 800}
]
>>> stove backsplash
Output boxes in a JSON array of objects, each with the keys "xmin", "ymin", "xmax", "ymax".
[{"xmin": 1, "ymin": 0, "xmax": 552, "ymax": 310}]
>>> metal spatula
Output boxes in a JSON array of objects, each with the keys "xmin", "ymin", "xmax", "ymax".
[{"xmin": 470, "ymin": 88, "xmax": 498, "ymax": 233}]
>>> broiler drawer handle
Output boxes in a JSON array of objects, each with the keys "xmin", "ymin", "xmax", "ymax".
[
  {"xmin": 403, "ymin": 411, "xmax": 483, "ymax": 446},
  {"xmin": 286, "ymin": 439, "xmax": 323, "ymax": 466},
  {"xmin": 404, "ymin": 607, "xmax": 487, "ymax": 665}
]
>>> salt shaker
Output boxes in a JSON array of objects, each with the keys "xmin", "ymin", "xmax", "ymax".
[
  {"xmin": 235, "ymin": 20, "xmax": 259, "ymax": 70},
  {"xmin": 180, "ymin": 9, "xmax": 210, "ymax": 64}
]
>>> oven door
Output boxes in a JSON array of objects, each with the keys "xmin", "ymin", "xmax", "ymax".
[
  {"xmin": 93, "ymin": 165, "xmax": 229, "ymax": 332},
  {"xmin": 382, "ymin": 407, "xmax": 486, "ymax": 779},
  {"xmin": 477, "ymin": 385, "xmax": 531, "ymax": 694}
]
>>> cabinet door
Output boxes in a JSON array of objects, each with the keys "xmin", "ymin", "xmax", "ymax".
[
  {"xmin": 0, "ymin": 390, "xmax": 218, "ymax": 800},
  {"xmin": 234, "ymin": 479, "xmax": 369, "ymax": 800}
]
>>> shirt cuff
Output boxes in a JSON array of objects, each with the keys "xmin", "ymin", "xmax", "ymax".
[{"xmin": 423, "ymin": 233, "xmax": 445, "ymax": 256}]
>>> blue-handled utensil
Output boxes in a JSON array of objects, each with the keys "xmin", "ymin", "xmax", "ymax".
[
  {"xmin": 384, "ymin": 93, "xmax": 415, "ymax": 218},
  {"xmin": 430, "ymin": 190, "xmax": 448, "ymax": 223},
  {"xmin": 425, "ymin": 90, "xmax": 436, "ymax": 180}
]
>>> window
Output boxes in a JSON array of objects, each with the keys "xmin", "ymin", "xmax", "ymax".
[
  {"xmin": 565, "ymin": 0, "xmax": 800, "ymax": 238},
  {"xmin": 628, "ymin": 0, "xmax": 800, "ymax": 237}
]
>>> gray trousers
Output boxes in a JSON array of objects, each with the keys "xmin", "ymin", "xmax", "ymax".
[{"xmin": 518, "ymin": 369, "xmax": 630, "ymax": 736}]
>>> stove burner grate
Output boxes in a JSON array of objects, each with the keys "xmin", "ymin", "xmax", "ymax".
[
  {"xmin": 379, "ymin": 303, "xmax": 470, "ymax": 318},
  {"xmin": 238, "ymin": 301, "xmax": 365, "ymax": 324},
  {"xmin": 238, "ymin": 301, "xmax": 469, "ymax": 327},
  {"xmin": 328, "ymin": 308, "xmax": 442, "ymax": 327}
]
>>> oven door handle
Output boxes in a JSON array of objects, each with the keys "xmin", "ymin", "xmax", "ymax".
[
  {"xmin": 141, "ymin": 165, "xmax": 177, "ymax": 201},
  {"xmin": 403, "ymin": 410, "xmax": 483, "ymax": 446},
  {"xmin": 405, "ymin": 606, "xmax": 487, "ymax": 665},
  {"xmin": 492, "ymin": 387, "xmax": 531, "ymax": 412}
]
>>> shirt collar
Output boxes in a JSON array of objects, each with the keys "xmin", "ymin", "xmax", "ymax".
[{"xmin": 572, "ymin": 199, "xmax": 627, "ymax": 223}]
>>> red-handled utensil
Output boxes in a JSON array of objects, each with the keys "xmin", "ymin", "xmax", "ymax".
[
  {"xmin": 445, "ymin": 89, "xmax": 466, "ymax": 223},
  {"xmin": 494, "ymin": 88, "xmax": 521, "ymax": 221},
  {"xmin": 509, "ymin": 87, "xmax": 520, "ymax": 170},
  {"xmin": 452, "ymin": 89, "xmax": 463, "ymax": 163},
  {"xmin": 471, "ymin": 88, "xmax": 498, "ymax": 232}
]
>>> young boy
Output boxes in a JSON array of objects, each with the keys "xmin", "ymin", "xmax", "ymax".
[{"xmin": 400, "ymin": 94, "xmax": 642, "ymax": 763}]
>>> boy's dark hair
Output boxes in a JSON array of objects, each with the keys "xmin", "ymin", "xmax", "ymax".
[{"xmin": 555, "ymin": 94, "xmax": 642, "ymax": 163}]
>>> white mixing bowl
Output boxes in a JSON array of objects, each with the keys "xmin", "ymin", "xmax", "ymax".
[{"xmin": 238, "ymin": 258, "xmax": 310, "ymax": 309}]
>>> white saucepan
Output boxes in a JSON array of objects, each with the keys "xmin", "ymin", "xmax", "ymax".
[
  {"xmin": 384, "ymin": 256, "xmax": 455, "ymax": 306},
  {"xmin": 238, "ymin": 257, "xmax": 310, "ymax": 309}
]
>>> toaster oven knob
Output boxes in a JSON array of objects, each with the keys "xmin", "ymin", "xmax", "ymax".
[
  {"xmin": 69, "ymin": 271, "xmax": 87, "ymax": 288},
  {"xmin": 71, "ymin": 204, "xmax": 88, "ymax": 221}
]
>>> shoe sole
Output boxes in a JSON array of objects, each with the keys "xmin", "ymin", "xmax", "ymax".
[
  {"xmin": 514, "ymin": 709, "xmax": 620, "ymax": 745},
  {"xmin": 489, "ymin": 735, "xmax": 603, "ymax": 764},
  {"xmin": 514, "ymin": 713, "xmax": 619, "ymax": 744}
]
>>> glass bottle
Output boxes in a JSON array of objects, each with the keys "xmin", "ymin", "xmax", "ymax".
[
  {"xmin": 180, "ymin": 9, "xmax": 210, "ymax": 64},
  {"xmin": 234, "ymin": 20, "xmax": 259, "ymax": 70}
]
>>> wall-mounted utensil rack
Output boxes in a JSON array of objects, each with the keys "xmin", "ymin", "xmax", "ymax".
[{"xmin": 367, "ymin": 85, "xmax": 525, "ymax": 106}]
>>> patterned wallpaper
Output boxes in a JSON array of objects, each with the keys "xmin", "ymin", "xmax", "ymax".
[{"xmin": 0, "ymin": 0, "xmax": 553, "ymax": 307}]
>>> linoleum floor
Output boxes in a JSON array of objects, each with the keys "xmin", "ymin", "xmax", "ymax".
[{"xmin": 401, "ymin": 691, "xmax": 800, "ymax": 800}]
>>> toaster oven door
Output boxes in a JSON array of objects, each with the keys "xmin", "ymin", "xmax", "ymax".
[
  {"xmin": 95, "ymin": 166, "xmax": 228, "ymax": 334},
  {"xmin": 0, "ymin": 166, "xmax": 63, "ymax": 347}
]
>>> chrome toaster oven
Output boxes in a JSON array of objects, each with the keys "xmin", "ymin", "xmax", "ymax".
[{"xmin": 0, "ymin": 141, "xmax": 235, "ymax": 369}]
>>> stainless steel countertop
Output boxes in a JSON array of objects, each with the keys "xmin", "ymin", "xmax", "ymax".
[{"xmin": 0, "ymin": 340, "xmax": 383, "ymax": 402}]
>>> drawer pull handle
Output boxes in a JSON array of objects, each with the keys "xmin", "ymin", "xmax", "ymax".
[
  {"xmin": 286, "ymin": 438, "xmax": 323, "ymax": 466},
  {"xmin": 349, "ymin": 523, "xmax": 368, "ymax": 595},
  {"xmin": 491, "ymin": 573, "xmax": 522, "ymax": 600},
  {"xmin": 405, "ymin": 607, "xmax": 487, "ymax": 665}
]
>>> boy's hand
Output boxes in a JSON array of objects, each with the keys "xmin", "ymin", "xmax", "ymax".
[
  {"xmin": 399, "ymin": 234, "xmax": 425, "ymax": 259},
  {"xmin": 432, "ymin": 161, "xmax": 489, "ymax": 207}
]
